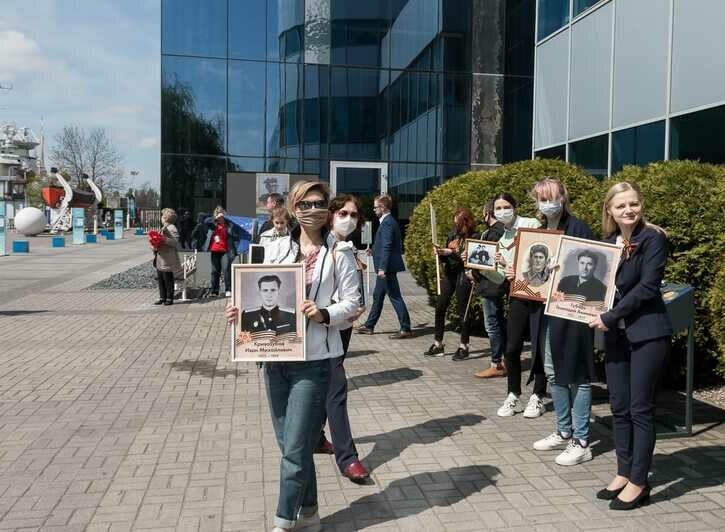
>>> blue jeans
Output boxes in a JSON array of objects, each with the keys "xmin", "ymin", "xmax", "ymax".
[
  {"xmin": 364, "ymin": 272, "xmax": 411, "ymax": 332},
  {"xmin": 265, "ymin": 360, "xmax": 330, "ymax": 529},
  {"xmin": 542, "ymin": 320, "xmax": 591, "ymax": 442},
  {"xmin": 480, "ymin": 295, "xmax": 506, "ymax": 363}
]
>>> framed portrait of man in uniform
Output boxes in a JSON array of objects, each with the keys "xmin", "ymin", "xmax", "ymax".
[
  {"xmin": 510, "ymin": 228, "xmax": 563, "ymax": 302},
  {"xmin": 230, "ymin": 263, "xmax": 305, "ymax": 362},
  {"xmin": 544, "ymin": 236, "xmax": 622, "ymax": 324}
]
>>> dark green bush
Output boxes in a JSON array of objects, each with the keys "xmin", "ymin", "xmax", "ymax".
[
  {"xmin": 605, "ymin": 161, "xmax": 725, "ymax": 380},
  {"xmin": 405, "ymin": 159, "xmax": 603, "ymax": 301}
]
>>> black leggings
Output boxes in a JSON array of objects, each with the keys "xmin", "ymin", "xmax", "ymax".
[
  {"xmin": 434, "ymin": 270, "xmax": 473, "ymax": 344},
  {"xmin": 157, "ymin": 271, "xmax": 174, "ymax": 301},
  {"xmin": 505, "ymin": 298, "xmax": 546, "ymax": 397}
]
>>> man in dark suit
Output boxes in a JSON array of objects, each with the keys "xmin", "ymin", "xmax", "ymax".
[
  {"xmin": 356, "ymin": 195, "xmax": 412, "ymax": 339},
  {"xmin": 557, "ymin": 250, "xmax": 607, "ymax": 302},
  {"xmin": 241, "ymin": 275, "xmax": 296, "ymax": 335}
]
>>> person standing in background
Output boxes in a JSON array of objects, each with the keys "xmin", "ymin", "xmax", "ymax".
[
  {"xmin": 152, "ymin": 208, "xmax": 181, "ymax": 306},
  {"xmin": 355, "ymin": 194, "xmax": 412, "ymax": 339}
]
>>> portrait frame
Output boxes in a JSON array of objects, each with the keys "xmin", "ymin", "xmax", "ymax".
[
  {"xmin": 230, "ymin": 263, "xmax": 306, "ymax": 362},
  {"xmin": 510, "ymin": 228, "xmax": 563, "ymax": 302},
  {"xmin": 544, "ymin": 236, "xmax": 623, "ymax": 324},
  {"xmin": 464, "ymin": 239, "xmax": 498, "ymax": 271},
  {"xmin": 255, "ymin": 173, "xmax": 290, "ymax": 214},
  {"xmin": 247, "ymin": 244, "xmax": 266, "ymax": 264}
]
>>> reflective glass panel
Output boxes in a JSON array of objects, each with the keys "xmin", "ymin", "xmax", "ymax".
[
  {"xmin": 162, "ymin": 56, "xmax": 226, "ymax": 156},
  {"xmin": 670, "ymin": 105, "xmax": 725, "ymax": 164},
  {"xmin": 441, "ymin": 73, "xmax": 470, "ymax": 163},
  {"xmin": 535, "ymin": 144, "xmax": 566, "ymax": 160},
  {"xmin": 303, "ymin": 65, "xmax": 330, "ymax": 159},
  {"xmin": 162, "ymin": 0, "xmax": 226, "ymax": 57},
  {"xmin": 389, "ymin": 0, "xmax": 439, "ymax": 70},
  {"xmin": 574, "ymin": 0, "xmax": 603, "ymax": 17},
  {"xmin": 569, "ymin": 135, "xmax": 608, "ymax": 179},
  {"xmin": 611, "ymin": 121, "xmax": 665, "ymax": 173},
  {"xmin": 503, "ymin": 77, "xmax": 533, "ymax": 163},
  {"xmin": 161, "ymin": 155, "xmax": 226, "ymax": 216},
  {"xmin": 537, "ymin": 0, "xmax": 569, "ymax": 41},
  {"xmin": 331, "ymin": 1, "xmax": 390, "ymax": 67},
  {"xmin": 268, "ymin": 0, "xmax": 305, "ymax": 62},
  {"xmin": 229, "ymin": 0, "xmax": 267, "ymax": 60},
  {"xmin": 228, "ymin": 60, "xmax": 267, "ymax": 157}
]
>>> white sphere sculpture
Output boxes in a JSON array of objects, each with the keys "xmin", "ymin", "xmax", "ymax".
[{"xmin": 14, "ymin": 207, "xmax": 46, "ymax": 236}]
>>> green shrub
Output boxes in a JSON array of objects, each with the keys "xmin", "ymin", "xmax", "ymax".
[
  {"xmin": 606, "ymin": 161, "xmax": 725, "ymax": 381},
  {"xmin": 705, "ymin": 264, "xmax": 725, "ymax": 377},
  {"xmin": 405, "ymin": 159, "xmax": 603, "ymax": 302}
]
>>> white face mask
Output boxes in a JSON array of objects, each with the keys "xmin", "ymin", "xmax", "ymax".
[
  {"xmin": 494, "ymin": 208, "xmax": 514, "ymax": 223},
  {"xmin": 334, "ymin": 215, "xmax": 357, "ymax": 238},
  {"xmin": 538, "ymin": 200, "xmax": 563, "ymax": 218}
]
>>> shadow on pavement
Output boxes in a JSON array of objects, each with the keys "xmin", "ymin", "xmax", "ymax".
[
  {"xmin": 322, "ymin": 464, "xmax": 500, "ymax": 529},
  {"xmin": 356, "ymin": 414, "xmax": 485, "ymax": 474},
  {"xmin": 169, "ymin": 359, "xmax": 248, "ymax": 378},
  {"xmin": 348, "ymin": 367, "xmax": 424, "ymax": 390},
  {"xmin": 0, "ymin": 310, "xmax": 49, "ymax": 316},
  {"xmin": 650, "ymin": 445, "xmax": 725, "ymax": 503},
  {"xmin": 346, "ymin": 349, "xmax": 380, "ymax": 359}
]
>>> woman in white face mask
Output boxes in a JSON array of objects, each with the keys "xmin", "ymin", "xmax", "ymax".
[
  {"xmin": 311, "ymin": 194, "xmax": 371, "ymax": 484},
  {"xmin": 490, "ymin": 193, "xmax": 548, "ymax": 420}
]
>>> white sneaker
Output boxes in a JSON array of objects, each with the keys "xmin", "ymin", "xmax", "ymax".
[
  {"xmin": 225, "ymin": 291, "xmax": 231, "ymax": 297},
  {"xmin": 497, "ymin": 392, "xmax": 524, "ymax": 417},
  {"xmin": 295, "ymin": 510, "xmax": 321, "ymax": 532},
  {"xmin": 523, "ymin": 393, "xmax": 545, "ymax": 418},
  {"xmin": 555, "ymin": 440, "xmax": 593, "ymax": 466},
  {"xmin": 533, "ymin": 431, "xmax": 570, "ymax": 451}
]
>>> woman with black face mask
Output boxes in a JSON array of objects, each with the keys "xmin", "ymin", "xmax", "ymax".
[{"xmin": 424, "ymin": 207, "xmax": 479, "ymax": 361}]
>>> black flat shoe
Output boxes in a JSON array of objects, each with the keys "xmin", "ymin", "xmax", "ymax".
[
  {"xmin": 163, "ymin": 300, "xmax": 173, "ymax": 306},
  {"xmin": 609, "ymin": 486, "xmax": 651, "ymax": 510},
  {"xmin": 452, "ymin": 347, "xmax": 470, "ymax": 361},
  {"xmin": 596, "ymin": 485, "xmax": 626, "ymax": 500},
  {"xmin": 423, "ymin": 344, "xmax": 445, "ymax": 357},
  {"xmin": 154, "ymin": 299, "xmax": 165, "ymax": 305}
]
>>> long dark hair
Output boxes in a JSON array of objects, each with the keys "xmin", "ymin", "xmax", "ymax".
[
  {"xmin": 492, "ymin": 192, "xmax": 517, "ymax": 209},
  {"xmin": 453, "ymin": 207, "xmax": 477, "ymax": 236}
]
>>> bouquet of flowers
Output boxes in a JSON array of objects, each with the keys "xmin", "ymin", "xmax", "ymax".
[{"xmin": 148, "ymin": 230, "xmax": 165, "ymax": 250}]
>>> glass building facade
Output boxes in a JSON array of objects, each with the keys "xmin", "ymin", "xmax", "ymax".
[
  {"xmin": 161, "ymin": 0, "xmax": 535, "ymax": 220},
  {"xmin": 533, "ymin": 0, "xmax": 725, "ymax": 177}
]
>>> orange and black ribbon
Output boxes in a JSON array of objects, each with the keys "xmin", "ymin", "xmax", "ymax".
[{"xmin": 622, "ymin": 239, "xmax": 639, "ymax": 261}]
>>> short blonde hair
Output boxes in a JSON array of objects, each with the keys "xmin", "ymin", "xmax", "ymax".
[
  {"xmin": 213, "ymin": 206, "xmax": 226, "ymax": 219},
  {"xmin": 530, "ymin": 177, "xmax": 571, "ymax": 220},
  {"xmin": 161, "ymin": 208, "xmax": 176, "ymax": 224},
  {"xmin": 602, "ymin": 181, "xmax": 664, "ymax": 238},
  {"xmin": 374, "ymin": 194, "xmax": 393, "ymax": 210},
  {"xmin": 287, "ymin": 180, "xmax": 330, "ymax": 216}
]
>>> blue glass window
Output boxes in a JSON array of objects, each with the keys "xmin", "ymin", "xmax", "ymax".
[
  {"xmin": 670, "ymin": 105, "xmax": 725, "ymax": 164},
  {"xmin": 268, "ymin": 0, "xmax": 304, "ymax": 62},
  {"xmin": 228, "ymin": 61, "xmax": 267, "ymax": 157},
  {"xmin": 331, "ymin": 1, "xmax": 390, "ymax": 67},
  {"xmin": 162, "ymin": 0, "xmax": 226, "ymax": 57},
  {"xmin": 303, "ymin": 65, "xmax": 330, "ymax": 159},
  {"xmin": 574, "ymin": 0, "xmax": 603, "ymax": 17},
  {"xmin": 611, "ymin": 121, "xmax": 665, "ymax": 173},
  {"xmin": 229, "ymin": 0, "xmax": 267, "ymax": 60},
  {"xmin": 569, "ymin": 134, "xmax": 608, "ymax": 179},
  {"xmin": 161, "ymin": 155, "xmax": 226, "ymax": 214},
  {"xmin": 161, "ymin": 56, "xmax": 226, "ymax": 155},
  {"xmin": 538, "ymin": 0, "xmax": 569, "ymax": 41},
  {"xmin": 535, "ymin": 144, "xmax": 566, "ymax": 160},
  {"xmin": 390, "ymin": 0, "xmax": 439, "ymax": 70}
]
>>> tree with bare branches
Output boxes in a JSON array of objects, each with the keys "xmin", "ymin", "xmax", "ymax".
[{"xmin": 51, "ymin": 125, "xmax": 127, "ymax": 193}]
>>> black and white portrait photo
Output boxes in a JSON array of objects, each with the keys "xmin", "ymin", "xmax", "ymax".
[
  {"xmin": 545, "ymin": 236, "xmax": 622, "ymax": 324},
  {"xmin": 510, "ymin": 228, "xmax": 562, "ymax": 302},
  {"xmin": 231, "ymin": 263, "xmax": 305, "ymax": 362},
  {"xmin": 464, "ymin": 239, "xmax": 497, "ymax": 271},
  {"xmin": 256, "ymin": 173, "xmax": 290, "ymax": 213}
]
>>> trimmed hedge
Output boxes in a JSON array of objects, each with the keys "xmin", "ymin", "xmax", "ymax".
[
  {"xmin": 404, "ymin": 158, "xmax": 602, "ymax": 301},
  {"xmin": 606, "ymin": 161, "xmax": 725, "ymax": 378}
]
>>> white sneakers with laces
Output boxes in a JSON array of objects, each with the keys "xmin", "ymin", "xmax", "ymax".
[
  {"xmin": 533, "ymin": 431, "xmax": 570, "ymax": 451},
  {"xmin": 496, "ymin": 392, "xmax": 525, "ymax": 417},
  {"xmin": 555, "ymin": 439, "xmax": 593, "ymax": 466},
  {"xmin": 523, "ymin": 393, "xmax": 545, "ymax": 418}
]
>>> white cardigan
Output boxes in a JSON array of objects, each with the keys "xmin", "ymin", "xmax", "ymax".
[{"xmin": 264, "ymin": 232, "xmax": 361, "ymax": 361}]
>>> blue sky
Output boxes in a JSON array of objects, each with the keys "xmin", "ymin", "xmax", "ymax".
[{"xmin": 0, "ymin": 0, "xmax": 161, "ymax": 188}]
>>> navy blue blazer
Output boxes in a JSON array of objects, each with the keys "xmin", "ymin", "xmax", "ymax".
[
  {"xmin": 372, "ymin": 214, "xmax": 406, "ymax": 273},
  {"xmin": 602, "ymin": 225, "xmax": 673, "ymax": 344}
]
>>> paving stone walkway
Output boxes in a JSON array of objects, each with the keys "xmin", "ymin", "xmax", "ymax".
[{"xmin": 0, "ymin": 236, "xmax": 723, "ymax": 531}]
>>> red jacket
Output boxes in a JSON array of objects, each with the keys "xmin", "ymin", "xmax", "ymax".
[{"xmin": 209, "ymin": 223, "xmax": 229, "ymax": 253}]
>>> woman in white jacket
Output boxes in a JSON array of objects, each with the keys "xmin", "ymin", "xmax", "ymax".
[{"xmin": 225, "ymin": 181, "xmax": 360, "ymax": 532}]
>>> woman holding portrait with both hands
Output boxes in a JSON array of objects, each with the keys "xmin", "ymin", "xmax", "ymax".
[{"xmin": 590, "ymin": 182, "xmax": 672, "ymax": 510}]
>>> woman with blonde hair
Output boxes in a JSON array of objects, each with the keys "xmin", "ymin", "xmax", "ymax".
[
  {"xmin": 259, "ymin": 206, "xmax": 291, "ymax": 245},
  {"xmin": 152, "ymin": 208, "xmax": 181, "ymax": 306},
  {"xmin": 225, "ymin": 181, "xmax": 361, "ymax": 532},
  {"xmin": 528, "ymin": 178, "xmax": 598, "ymax": 467},
  {"xmin": 590, "ymin": 181, "xmax": 671, "ymax": 510}
]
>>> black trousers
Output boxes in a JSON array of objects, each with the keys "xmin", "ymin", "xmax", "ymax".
[
  {"xmin": 210, "ymin": 251, "xmax": 231, "ymax": 293},
  {"xmin": 434, "ymin": 270, "xmax": 473, "ymax": 344},
  {"xmin": 606, "ymin": 331, "xmax": 669, "ymax": 486},
  {"xmin": 505, "ymin": 298, "xmax": 546, "ymax": 397},
  {"xmin": 320, "ymin": 327, "xmax": 359, "ymax": 471},
  {"xmin": 157, "ymin": 271, "xmax": 174, "ymax": 302}
]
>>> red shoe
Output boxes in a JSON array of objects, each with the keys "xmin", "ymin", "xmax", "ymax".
[
  {"xmin": 342, "ymin": 460, "xmax": 370, "ymax": 484},
  {"xmin": 313, "ymin": 438, "xmax": 335, "ymax": 455}
]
